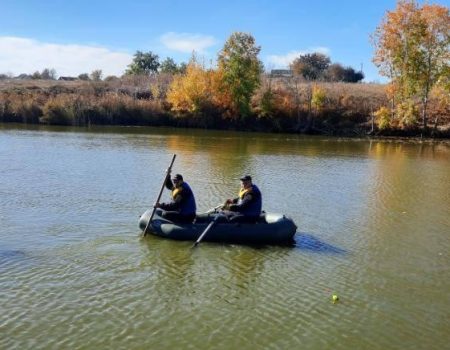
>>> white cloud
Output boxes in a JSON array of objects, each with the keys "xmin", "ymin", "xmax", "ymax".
[
  {"xmin": 266, "ymin": 47, "xmax": 331, "ymax": 68},
  {"xmin": 160, "ymin": 32, "xmax": 216, "ymax": 53},
  {"xmin": 0, "ymin": 36, "xmax": 132, "ymax": 77}
]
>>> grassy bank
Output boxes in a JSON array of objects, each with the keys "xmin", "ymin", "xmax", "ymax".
[{"xmin": 0, "ymin": 77, "xmax": 449, "ymax": 137}]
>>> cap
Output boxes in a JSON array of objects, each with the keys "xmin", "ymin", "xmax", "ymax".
[
  {"xmin": 172, "ymin": 174, "xmax": 183, "ymax": 181},
  {"xmin": 240, "ymin": 175, "xmax": 252, "ymax": 182}
]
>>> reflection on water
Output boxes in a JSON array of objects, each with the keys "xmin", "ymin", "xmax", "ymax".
[
  {"xmin": 295, "ymin": 233, "xmax": 346, "ymax": 254},
  {"xmin": 0, "ymin": 249, "xmax": 28, "ymax": 270},
  {"xmin": 1, "ymin": 123, "xmax": 449, "ymax": 350}
]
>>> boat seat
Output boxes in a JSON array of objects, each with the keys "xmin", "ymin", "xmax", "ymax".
[{"xmin": 194, "ymin": 213, "xmax": 214, "ymax": 224}]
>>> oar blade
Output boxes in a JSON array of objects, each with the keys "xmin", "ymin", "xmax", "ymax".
[{"xmin": 191, "ymin": 216, "xmax": 220, "ymax": 248}]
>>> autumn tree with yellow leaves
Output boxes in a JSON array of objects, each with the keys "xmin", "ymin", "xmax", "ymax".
[
  {"xmin": 372, "ymin": 0, "xmax": 449, "ymax": 130},
  {"xmin": 166, "ymin": 56, "xmax": 216, "ymax": 114}
]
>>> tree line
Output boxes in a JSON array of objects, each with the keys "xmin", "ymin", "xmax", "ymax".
[
  {"xmin": 0, "ymin": 50, "xmax": 363, "ymax": 85},
  {"xmin": 290, "ymin": 53, "xmax": 364, "ymax": 82}
]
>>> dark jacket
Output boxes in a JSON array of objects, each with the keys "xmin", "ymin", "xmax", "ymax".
[
  {"xmin": 229, "ymin": 184, "xmax": 262, "ymax": 217},
  {"xmin": 160, "ymin": 178, "xmax": 196, "ymax": 216}
]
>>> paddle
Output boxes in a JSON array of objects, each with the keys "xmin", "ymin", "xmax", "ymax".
[
  {"xmin": 205, "ymin": 204, "xmax": 223, "ymax": 214},
  {"xmin": 143, "ymin": 154, "xmax": 177, "ymax": 236},
  {"xmin": 192, "ymin": 214, "xmax": 221, "ymax": 248}
]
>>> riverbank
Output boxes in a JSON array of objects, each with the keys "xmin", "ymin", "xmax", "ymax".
[{"xmin": 1, "ymin": 78, "xmax": 449, "ymax": 138}]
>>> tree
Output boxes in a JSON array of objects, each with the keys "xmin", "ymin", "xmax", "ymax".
[
  {"xmin": 78, "ymin": 73, "xmax": 90, "ymax": 81},
  {"xmin": 31, "ymin": 71, "xmax": 42, "ymax": 79},
  {"xmin": 342, "ymin": 67, "xmax": 364, "ymax": 83},
  {"xmin": 290, "ymin": 53, "xmax": 331, "ymax": 80},
  {"xmin": 255, "ymin": 75, "xmax": 276, "ymax": 118},
  {"xmin": 41, "ymin": 68, "xmax": 57, "ymax": 80},
  {"xmin": 372, "ymin": 0, "xmax": 449, "ymax": 129},
  {"xmin": 417, "ymin": 4, "xmax": 450, "ymax": 129},
  {"xmin": 126, "ymin": 50, "xmax": 160, "ymax": 75},
  {"xmin": 167, "ymin": 56, "xmax": 216, "ymax": 113},
  {"xmin": 178, "ymin": 62, "xmax": 187, "ymax": 74},
  {"xmin": 30, "ymin": 68, "xmax": 57, "ymax": 80},
  {"xmin": 374, "ymin": 106, "xmax": 391, "ymax": 130},
  {"xmin": 325, "ymin": 63, "xmax": 347, "ymax": 82},
  {"xmin": 90, "ymin": 69, "xmax": 103, "ymax": 81},
  {"xmin": 218, "ymin": 32, "xmax": 264, "ymax": 118},
  {"xmin": 104, "ymin": 75, "xmax": 119, "ymax": 82},
  {"xmin": 319, "ymin": 62, "xmax": 364, "ymax": 83},
  {"xmin": 160, "ymin": 57, "xmax": 179, "ymax": 74}
]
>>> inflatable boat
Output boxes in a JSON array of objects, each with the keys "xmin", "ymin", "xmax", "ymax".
[{"xmin": 139, "ymin": 209, "xmax": 297, "ymax": 245}]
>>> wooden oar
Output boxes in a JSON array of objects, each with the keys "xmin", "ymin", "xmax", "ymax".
[
  {"xmin": 143, "ymin": 154, "xmax": 176, "ymax": 236},
  {"xmin": 192, "ymin": 214, "xmax": 221, "ymax": 248}
]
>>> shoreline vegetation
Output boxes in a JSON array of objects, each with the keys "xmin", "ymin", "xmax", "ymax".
[
  {"xmin": 1, "ymin": 1, "xmax": 448, "ymax": 138},
  {"xmin": 1, "ymin": 76, "xmax": 448, "ymax": 138}
]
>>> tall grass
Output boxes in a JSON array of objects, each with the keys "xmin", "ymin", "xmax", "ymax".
[{"xmin": 0, "ymin": 77, "xmax": 448, "ymax": 137}]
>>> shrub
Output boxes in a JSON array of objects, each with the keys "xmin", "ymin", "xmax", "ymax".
[
  {"xmin": 167, "ymin": 58, "xmax": 216, "ymax": 114},
  {"xmin": 42, "ymin": 95, "xmax": 74, "ymax": 125},
  {"xmin": 374, "ymin": 106, "xmax": 391, "ymax": 130},
  {"xmin": 396, "ymin": 101, "xmax": 419, "ymax": 128},
  {"xmin": 311, "ymin": 85, "xmax": 326, "ymax": 111}
]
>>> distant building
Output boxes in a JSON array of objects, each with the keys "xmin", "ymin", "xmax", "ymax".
[
  {"xmin": 58, "ymin": 76, "xmax": 77, "ymax": 81},
  {"xmin": 270, "ymin": 69, "xmax": 293, "ymax": 77},
  {"xmin": 16, "ymin": 74, "xmax": 32, "ymax": 80}
]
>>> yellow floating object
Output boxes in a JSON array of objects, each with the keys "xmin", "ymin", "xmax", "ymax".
[{"xmin": 332, "ymin": 294, "xmax": 339, "ymax": 302}]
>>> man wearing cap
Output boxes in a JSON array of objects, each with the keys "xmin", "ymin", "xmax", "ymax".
[
  {"xmin": 155, "ymin": 173, "xmax": 197, "ymax": 223},
  {"xmin": 224, "ymin": 175, "xmax": 262, "ymax": 223}
]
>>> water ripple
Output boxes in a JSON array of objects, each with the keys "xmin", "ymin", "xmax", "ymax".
[{"xmin": 1, "ymin": 126, "xmax": 449, "ymax": 349}]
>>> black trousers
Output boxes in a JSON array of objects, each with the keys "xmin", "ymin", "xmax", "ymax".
[
  {"xmin": 158, "ymin": 209, "xmax": 195, "ymax": 224},
  {"xmin": 220, "ymin": 210, "xmax": 259, "ymax": 223}
]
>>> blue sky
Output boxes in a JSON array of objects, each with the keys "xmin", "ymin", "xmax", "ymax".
[{"xmin": 0, "ymin": 0, "xmax": 408, "ymax": 81}]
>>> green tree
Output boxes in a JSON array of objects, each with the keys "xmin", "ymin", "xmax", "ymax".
[
  {"xmin": 126, "ymin": 50, "xmax": 160, "ymax": 75},
  {"xmin": 218, "ymin": 32, "xmax": 263, "ymax": 118},
  {"xmin": 290, "ymin": 53, "xmax": 331, "ymax": 80},
  {"xmin": 160, "ymin": 57, "xmax": 179, "ymax": 74}
]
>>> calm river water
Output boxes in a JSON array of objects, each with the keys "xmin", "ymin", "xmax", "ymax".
[{"xmin": 1, "ymin": 124, "xmax": 449, "ymax": 350}]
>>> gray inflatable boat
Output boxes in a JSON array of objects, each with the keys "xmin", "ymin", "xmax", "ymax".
[{"xmin": 139, "ymin": 209, "xmax": 297, "ymax": 245}]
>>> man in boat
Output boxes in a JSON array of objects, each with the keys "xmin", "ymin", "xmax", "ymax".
[
  {"xmin": 223, "ymin": 175, "xmax": 262, "ymax": 223},
  {"xmin": 155, "ymin": 173, "xmax": 197, "ymax": 223}
]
